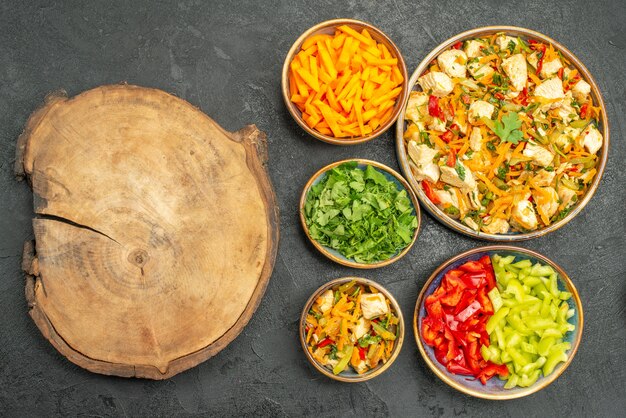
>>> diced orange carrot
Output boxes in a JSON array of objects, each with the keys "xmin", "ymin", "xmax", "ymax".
[
  {"xmin": 337, "ymin": 25, "xmax": 375, "ymax": 46},
  {"xmin": 317, "ymin": 41, "xmax": 337, "ymax": 79},
  {"xmin": 296, "ymin": 67, "xmax": 320, "ymax": 92},
  {"xmin": 302, "ymin": 34, "xmax": 332, "ymax": 50}
]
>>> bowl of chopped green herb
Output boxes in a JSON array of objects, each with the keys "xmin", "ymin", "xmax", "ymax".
[{"xmin": 299, "ymin": 159, "xmax": 420, "ymax": 268}]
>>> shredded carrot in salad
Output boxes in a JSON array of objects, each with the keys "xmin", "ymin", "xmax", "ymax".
[
  {"xmin": 305, "ymin": 280, "xmax": 399, "ymax": 375},
  {"xmin": 403, "ymin": 33, "xmax": 603, "ymax": 234}
]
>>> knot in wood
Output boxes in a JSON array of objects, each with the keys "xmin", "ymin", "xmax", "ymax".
[{"xmin": 128, "ymin": 249, "xmax": 149, "ymax": 267}]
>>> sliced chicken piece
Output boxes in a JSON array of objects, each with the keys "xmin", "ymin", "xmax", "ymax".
[
  {"xmin": 439, "ymin": 163, "xmax": 477, "ymax": 190},
  {"xmin": 408, "ymin": 141, "xmax": 440, "ymax": 183},
  {"xmin": 468, "ymin": 100, "xmax": 495, "ymax": 124},
  {"xmin": 532, "ymin": 169, "xmax": 556, "ymax": 187},
  {"xmin": 501, "ymin": 53, "xmax": 527, "ymax": 91},
  {"xmin": 463, "ymin": 217, "xmax": 480, "ymax": 231},
  {"xmin": 481, "ymin": 216, "xmax": 511, "ymax": 234},
  {"xmin": 540, "ymin": 59, "xmax": 563, "ymax": 79},
  {"xmin": 360, "ymin": 293, "xmax": 389, "ymax": 320},
  {"xmin": 579, "ymin": 125, "xmax": 603, "ymax": 155},
  {"xmin": 532, "ymin": 186, "xmax": 559, "ymax": 219},
  {"xmin": 523, "ymin": 142, "xmax": 554, "ymax": 167},
  {"xmin": 558, "ymin": 186, "xmax": 577, "ymax": 208},
  {"xmin": 418, "ymin": 71, "xmax": 454, "ymax": 97},
  {"xmin": 437, "ymin": 49, "xmax": 467, "ymax": 78},
  {"xmin": 571, "ymin": 79, "xmax": 591, "ymax": 102},
  {"xmin": 469, "ymin": 127, "xmax": 483, "ymax": 151},
  {"xmin": 535, "ymin": 77, "xmax": 565, "ymax": 109},
  {"xmin": 510, "ymin": 193, "xmax": 538, "ymax": 231},
  {"xmin": 467, "ymin": 60, "xmax": 495, "ymax": 80},
  {"xmin": 353, "ymin": 317, "xmax": 371, "ymax": 341},
  {"xmin": 316, "ymin": 290, "xmax": 334, "ymax": 313},
  {"xmin": 496, "ymin": 35, "xmax": 517, "ymax": 51},
  {"xmin": 464, "ymin": 40, "xmax": 484, "ymax": 58},
  {"xmin": 404, "ymin": 91, "xmax": 428, "ymax": 126}
]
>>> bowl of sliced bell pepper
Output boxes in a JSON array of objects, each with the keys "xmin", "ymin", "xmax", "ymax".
[
  {"xmin": 414, "ymin": 245, "xmax": 583, "ymax": 399},
  {"xmin": 300, "ymin": 277, "xmax": 405, "ymax": 382}
]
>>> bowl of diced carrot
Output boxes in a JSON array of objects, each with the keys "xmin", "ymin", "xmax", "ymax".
[{"xmin": 282, "ymin": 19, "xmax": 409, "ymax": 145}]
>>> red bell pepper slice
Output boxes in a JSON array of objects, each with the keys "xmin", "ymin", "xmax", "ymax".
[
  {"xmin": 446, "ymin": 149, "xmax": 456, "ymax": 167},
  {"xmin": 459, "ymin": 260, "xmax": 485, "ymax": 274},
  {"xmin": 580, "ymin": 103, "xmax": 589, "ymax": 119},
  {"xmin": 441, "ymin": 130, "xmax": 453, "ymax": 143},
  {"xmin": 461, "ymin": 272, "xmax": 486, "ymax": 289},
  {"xmin": 317, "ymin": 337, "xmax": 334, "ymax": 348},
  {"xmin": 421, "ymin": 180, "xmax": 441, "ymax": 204},
  {"xmin": 456, "ymin": 300, "xmax": 482, "ymax": 322},
  {"xmin": 453, "ymin": 289, "xmax": 476, "ymax": 315},
  {"xmin": 428, "ymin": 95, "xmax": 445, "ymax": 120},
  {"xmin": 358, "ymin": 346, "xmax": 367, "ymax": 360},
  {"xmin": 447, "ymin": 362, "xmax": 474, "ymax": 375},
  {"xmin": 452, "ymin": 41, "xmax": 463, "ymax": 50}
]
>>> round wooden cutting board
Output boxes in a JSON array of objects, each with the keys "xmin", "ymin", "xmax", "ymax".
[{"xmin": 15, "ymin": 85, "xmax": 279, "ymax": 379}]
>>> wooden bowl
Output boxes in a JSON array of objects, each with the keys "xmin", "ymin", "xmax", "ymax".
[
  {"xmin": 299, "ymin": 159, "xmax": 420, "ymax": 269},
  {"xmin": 414, "ymin": 245, "xmax": 583, "ymax": 399},
  {"xmin": 395, "ymin": 26, "xmax": 609, "ymax": 241},
  {"xmin": 300, "ymin": 277, "xmax": 405, "ymax": 382},
  {"xmin": 282, "ymin": 18, "xmax": 409, "ymax": 145}
]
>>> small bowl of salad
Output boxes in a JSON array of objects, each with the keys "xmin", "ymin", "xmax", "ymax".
[
  {"xmin": 300, "ymin": 277, "xmax": 405, "ymax": 382},
  {"xmin": 414, "ymin": 245, "xmax": 583, "ymax": 399},
  {"xmin": 299, "ymin": 159, "xmax": 420, "ymax": 269},
  {"xmin": 396, "ymin": 26, "xmax": 609, "ymax": 241}
]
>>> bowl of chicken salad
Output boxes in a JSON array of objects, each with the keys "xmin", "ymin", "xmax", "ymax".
[
  {"xmin": 300, "ymin": 277, "xmax": 404, "ymax": 382},
  {"xmin": 396, "ymin": 26, "xmax": 609, "ymax": 241}
]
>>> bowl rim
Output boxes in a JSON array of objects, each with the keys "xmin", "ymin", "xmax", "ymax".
[
  {"xmin": 395, "ymin": 25, "xmax": 610, "ymax": 241},
  {"xmin": 299, "ymin": 158, "xmax": 421, "ymax": 269},
  {"xmin": 299, "ymin": 276, "xmax": 405, "ymax": 382},
  {"xmin": 413, "ymin": 244, "xmax": 584, "ymax": 400},
  {"xmin": 282, "ymin": 18, "xmax": 409, "ymax": 146}
]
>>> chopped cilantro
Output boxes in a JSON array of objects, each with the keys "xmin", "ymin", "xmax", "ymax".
[
  {"xmin": 420, "ymin": 131, "xmax": 433, "ymax": 148},
  {"xmin": 444, "ymin": 205, "xmax": 460, "ymax": 216},
  {"xmin": 329, "ymin": 344, "xmax": 339, "ymax": 360},
  {"xmin": 545, "ymin": 166, "xmax": 554, "ymax": 172},
  {"xmin": 358, "ymin": 334, "xmax": 381, "ymax": 348},
  {"xmin": 455, "ymin": 162, "xmax": 466, "ymax": 181},
  {"xmin": 487, "ymin": 141, "xmax": 497, "ymax": 151},
  {"xmin": 482, "ymin": 112, "xmax": 524, "ymax": 144}
]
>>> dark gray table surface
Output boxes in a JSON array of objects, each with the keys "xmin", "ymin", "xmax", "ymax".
[{"xmin": 1, "ymin": 1, "xmax": 624, "ymax": 416}]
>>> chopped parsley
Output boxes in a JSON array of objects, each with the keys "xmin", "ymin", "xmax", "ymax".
[
  {"xmin": 483, "ymin": 112, "xmax": 524, "ymax": 144},
  {"xmin": 455, "ymin": 162, "xmax": 466, "ymax": 181},
  {"xmin": 304, "ymin": 162, "xmax": 418, "ymax": 264}
]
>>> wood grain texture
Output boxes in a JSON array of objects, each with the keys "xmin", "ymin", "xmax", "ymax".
[{"xmin": 16, "ymin": 84, "xmax": 279, "ymax": 379}]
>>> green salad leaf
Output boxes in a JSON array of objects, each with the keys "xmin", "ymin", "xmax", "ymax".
[
  {"xmin": 304, "ymin": 163, "xmax": 418, "ymax": 264},
  {"xmin": 482, "ymin": 112, "xmax": 523, "ymax": 144}
]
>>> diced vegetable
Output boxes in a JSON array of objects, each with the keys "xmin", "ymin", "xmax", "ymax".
[
  {"xmin": 289, "ymin": 25, "xmax": 403, "ymax": 138},
  {"xmin": 421, "ymin": 256, "xmax": 507, "ymax": 384},
  {"xmin": 485, "ymin": 254, "xmax": 576, "ymax": 388},
  {"xmin": 306, "ymin": 280, "xmax": 400, "ymax": 376}
]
